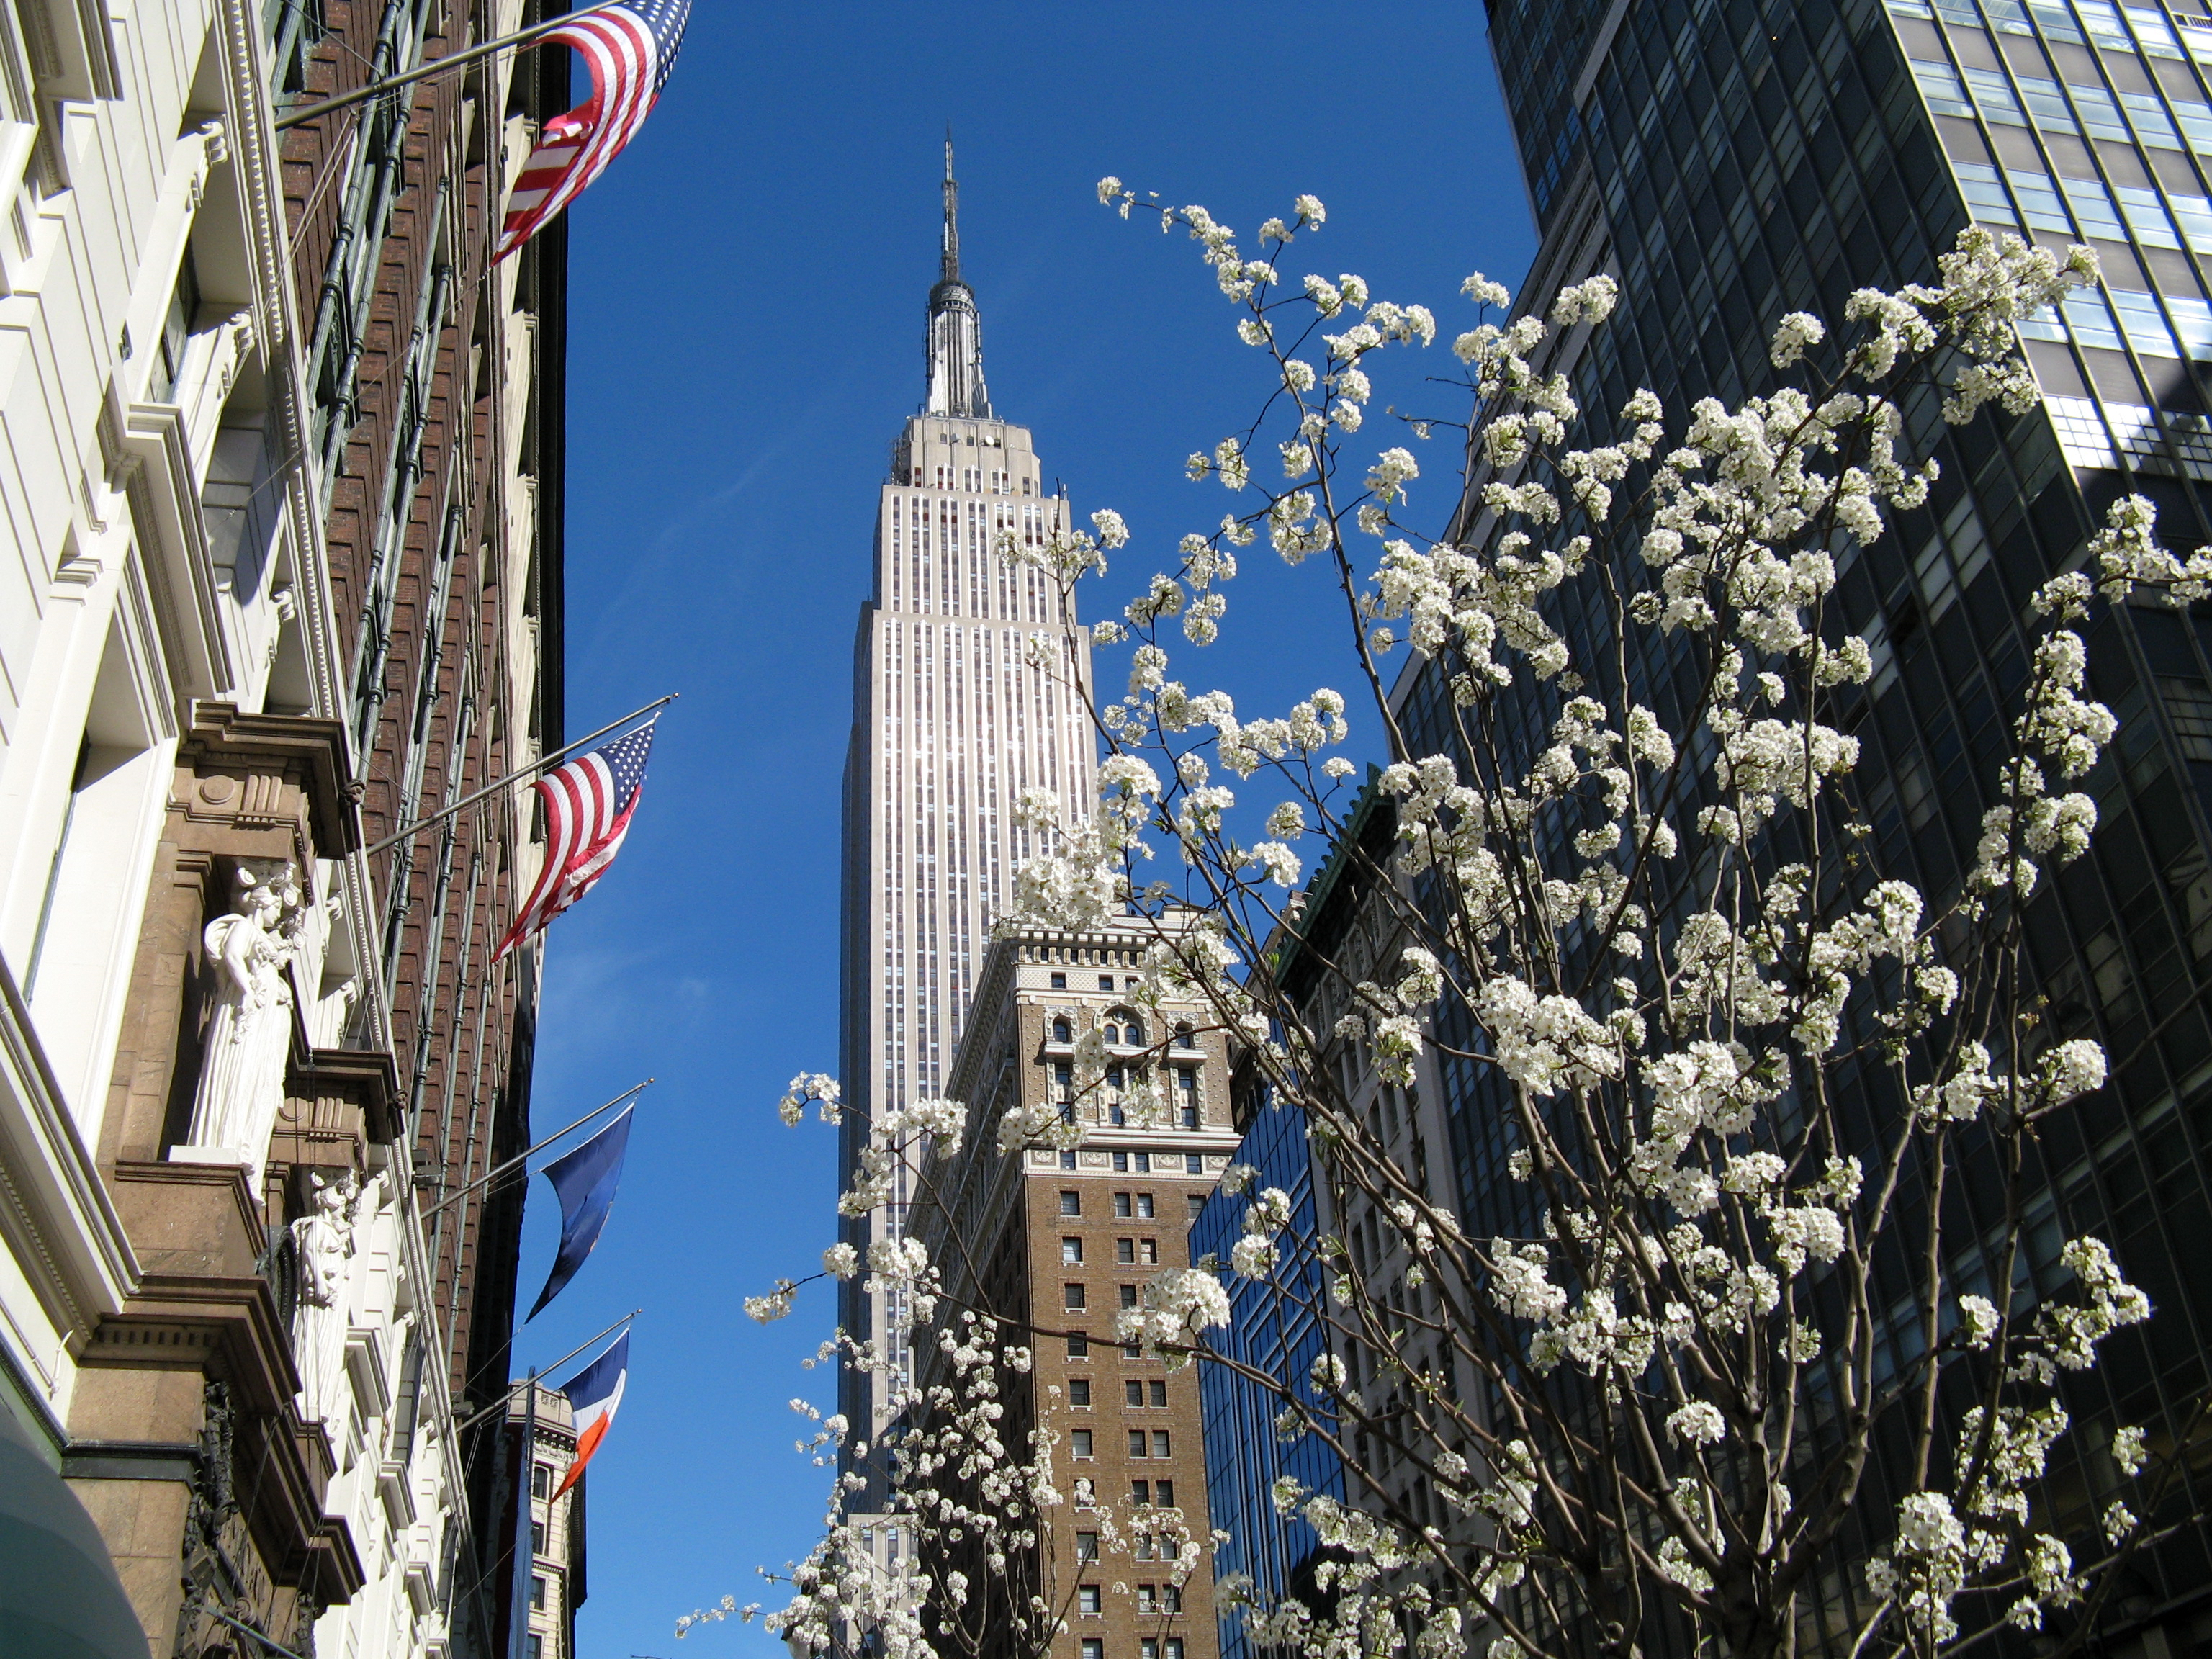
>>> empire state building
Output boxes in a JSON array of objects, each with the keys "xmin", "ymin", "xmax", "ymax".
[{"xmin": 838, "ymin": 146, "xmax": 1094, "ymax": 1440}]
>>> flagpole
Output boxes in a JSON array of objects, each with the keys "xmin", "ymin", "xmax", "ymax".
[
  {"xmin": 417, "ymin": 1080, "xmax": 652, "ymax": 1220},
  {"xmin": 453, "ymin": 1309, "xmax": 641, "ymax": 1436},
  {"xmin": 274, "ymin": 2, "xmax": 613, "ymax": 130},
  {"xmin": 361, "ymin": 694, "xmax": 675, "ymax": 860},
  {"xmin": 509, "ymin": 1369, "xmax": 538, "ymax": 1659}
]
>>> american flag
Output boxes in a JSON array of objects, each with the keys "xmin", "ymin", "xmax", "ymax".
[
  {"xmin": 494, "ymin": 0, "xmax": 691, "ymax": 262},
  {"xmin": 494, "ymin": 719, "xmax": 657, "ymax": 959}
]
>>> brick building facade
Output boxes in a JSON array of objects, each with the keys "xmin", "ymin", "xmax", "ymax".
[{"xmin": 914, "ymin": 921, "xmax": 1240, "ymax": 1659}]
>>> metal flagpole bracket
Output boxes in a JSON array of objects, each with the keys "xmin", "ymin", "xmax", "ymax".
[{"xmin": 360, "ymin": 693, "xmax": 675, "ymax": 860}]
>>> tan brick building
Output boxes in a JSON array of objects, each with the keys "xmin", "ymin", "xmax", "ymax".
[{"xmin": 914, "ymin": 918, "xmax": 1239, "ymax": 1659}]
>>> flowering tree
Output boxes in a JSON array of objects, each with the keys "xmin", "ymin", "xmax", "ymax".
[{"xmin": 726, "ymin": 183, "xmax": 2212, "ymax": 1659}]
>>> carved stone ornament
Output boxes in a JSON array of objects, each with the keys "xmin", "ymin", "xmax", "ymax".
[
  {"xmin": 290, "ymin": 1168, "xmax": 379, "ymax": 1429},
  {"xmin": 171, "ymin": 860, "xmax": 304, "ymax": 1187}
]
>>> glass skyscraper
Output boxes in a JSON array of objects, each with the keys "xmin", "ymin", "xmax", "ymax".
[
  {"xmin": 1407, "ymin": 0, "xmax": 2212, "ymax": 1646},
  {"xmin": 1192, "ymin": 1089, "xmax": 1345, "ymax": 1659}
]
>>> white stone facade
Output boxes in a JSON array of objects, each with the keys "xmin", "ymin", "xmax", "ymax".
[
  {"xmin": 0, "ymin": 0, "xmax": 550, "ymax": 1652},
  {"xmin": 839, "ymin": 162, "xmax": 1097, "ymax": 1458}
]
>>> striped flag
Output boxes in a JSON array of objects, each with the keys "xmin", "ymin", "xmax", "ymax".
[
  {"xmin": 494, "ymin": 719, "xmax": 657, "ymax": 960},
  {"xmin": 552, "ymin": 1329, "xmax": 629, "ymax": 1500},
  {"xmin": 495, "ymin": 0, "xmax": 691, "ymax": 262}
]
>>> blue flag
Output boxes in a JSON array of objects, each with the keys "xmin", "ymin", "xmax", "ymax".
[{"xmin": 526, "ymin": 1106, "xmax": 635, "ymax": 1321}]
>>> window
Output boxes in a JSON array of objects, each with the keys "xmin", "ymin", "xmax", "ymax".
[
  {"xmin": 2166, "ymin": 191, "xmax": 2212, "ymax": 253},
  {"xmin": 2059, "ymin": 175, "xmax": 2126, "ymax": 240},
  {"xmin": 1153, "ymin": 1431, "xmax": 1172, "ymax": 1458},
  {"xmin": 1052, "ymin": 1017, "xmax": 1071, "ymax": 1043},
  {"xmin": 1120, "ymin": 1285, "xmax": 1140, "ymax": 1309},
  {"xmin": 1132, "ymin": 1479, "xmax": 1151, "ymax": 1504},
  {"xmin": 1910, "ymin": 58, "xmax": 1973, "ymax": 118},
  {"xmin": 2175, "ymin": 96, "xmax": 2212, "ymax": 154},
  {"xmin": 1187, "ymin": 1194, "xmax": 1207, "ymax": 1220},
  {"xmin": 2068, "ymin": 82, "xmax": 2131, "ymax": 142},
  {"xmin": 2120, "ymin": 89, "xmax": 2182, "ymax": 147},
  {"xmin": 1066, "ymin": 1283, "xmax": 1087, "ymax": 1310},
  {"xmin": 1061, "ymin": 1149, "xmax": 1079, "ymax": 1170},
  {"xmin": 2167, "ymin": 294, "xmax": 2212, "ymax": 357},
  {"xmin": 532, "ymin": 1463, "xmax": 552, "ymax": 1498},
  {"xmin": 2115, "ymin": 185, "xmax": 2182, "ymax": 248},
  {"xmin": 2015, "ymin": 73, "xmax": 2080, "ymax": 132},
  {"xmin": 1099, "ymin": 974, "xmax": 1115, "ymax": 990},
  {"xmin": 2125, "ymin": 6, "xmax": 2185, "ymax": 58},
  {"xmin": 1145, "ymin": 1640, "xmax": 1163, "ymax": 1659},
  {"xmin": 1166, "ymin": 1640, "xmax": 1185, "ymax": 1659},
  {"xmin": 531, "ymin": 1575, "xmax": 547, "ymax": 1610},
  {"xmin": 1083, "ymin": 1643, "xmax": 1105, "ymax": 1659},
  {"xmin": 1117, "ymin": 1238, "xmax": 1136, "ymax": 1264},
  {"xmin": 1142, "ymin": 1240, "xmax": 1159, "ymax": 1265},
  {"xmin": 1163, "ymin": 1584, "xmax": 1182, "ymax": 1612},
  {"xmin": 1124, "ymin": 1341, "xmax": 1143, "ymax": 1359},
  {"xmin": 1113, "ymin": 1152, "xmax": 1129, "ymax": 1172},
  {"xmin": 1149, "ymin": 1380, "xmax": 1167, "ymax": 1407},
  {"xmin": 2005, "ymin": 168, "xmax": 2072, "ymax": 233},
  {"xmin": 531, "ymin": 1521, "xmax": 547, "ymax": 1554},
  {"xmin": 1061, "ymin": 1190, "xmax": 1082, "ymax": 1216},
  {"xmin": 1156, "ymin": 1479, "xmax": 1175, "ymax": 1509},
  {"xmin": 1175, "ymin": 1025, "xmax": 1195, "ymax": 1049},
  {"xmin": 1074, "ymin": 1476, "xmax": 1095, "ymax": 1506},
  {"xmin": 1070, "ymin": 1377, "xmax": 1092, "ymax": 1407},
  {"xmin": 1184, "ymin": 1154, "xmax": 1203, "ymax": 1174},
  {"xmin": 1177, "ymin": 1071, "xmax": 1199, "ymax": 1128},
  {"xmin": 1136, "ymin": 1194, "xmax": 1155, "ymax": 1219},
  {"xmin": 2113, "ymin": 289, "xmax": 2180, "ymax": 356},
  {"xmin": 2027, "ymin": 0, "xmax": 2085, "ymax": 39},
  {"xmin": 151, "ymin": 247, "xmax": 204, "ymax": 403},
  {"xmin": 1063, "ymin": 1238, "xmax": 1084, "ymax": 1265},
  {"xmin": 527, "ymin": 1639, "xmax": 543, "ymax": 1659},
  {"xmin": 1139, "ymin": 1587, "xmax": 1159, "ymax": 1615},
  {"xmin": 1051, "ymin": 972, "xmax": 1068, "ymax": 989},
  {"xmin": 1134, "ymin": 1152, "xmax": 1152, "ymax": 1173},
  {"xmin": 1069, "ymin": 1332, "xmax": 1089, "ymax": 1357},
  {"xmin": 1123, "ymin": 1017, "xmax": 1144, "ymax": 1045},
  {"xmin": 1073, "ymin": 1429, "xmax": 1094, "ymax": 1457},
  {"xmin": 1077, "ymin": 1531, "xmax": 1100, "ymax": 1561},
  {"xmin": 1114, "ymin": 1192, "xmax": 1132, "ymax": 1218},
  {"xmin": 1127, "ymin": 1378, "xmax": 1146, "ymax": 1407},
  {"xmin": 1130, "ymin": 1429, "xmax": 1149, "ymax": 1457},
  {"xmin": 1080, "ymin": 1588, "xmax": 1102, "ymax": 1617},
  {"xmin": 2062, "ymin": 289, "xmax": 2126, "ymax": 350},
  {"xmin": 1962, "ymin": 65, "xmax": 2027, "ymax": 125}
]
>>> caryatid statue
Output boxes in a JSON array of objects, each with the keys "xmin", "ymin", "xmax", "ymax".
[
  {"xmin": 291, "ymin": 1168, "xmax": 374, "ymax": 1429},
  {"xmin": 179, "ymin": 862, "xmax": 302, "ymax": 1187}
]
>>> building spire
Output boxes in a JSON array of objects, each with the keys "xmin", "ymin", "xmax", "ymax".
[
  {"xmin": 925, "ymin": 131, "xmax": 991, "ymax": 418},
  {"xmin": 941, "ymin": 128, "xmax": 960, "ymax": 285}
]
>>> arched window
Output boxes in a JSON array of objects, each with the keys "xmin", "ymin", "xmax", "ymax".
[
  {"xmin": 1123, "ymin": 1017, "xmax": 1145, "ymax": 1046},
  {"xmin": 1051, "ymin": 1017, "xmax": 1071, "ymax": 1044}
]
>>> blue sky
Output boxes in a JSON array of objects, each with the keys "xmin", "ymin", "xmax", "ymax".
[{"xmin": 518, "ymin": 4, "xmax": 1537, "ymax": 1653}]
